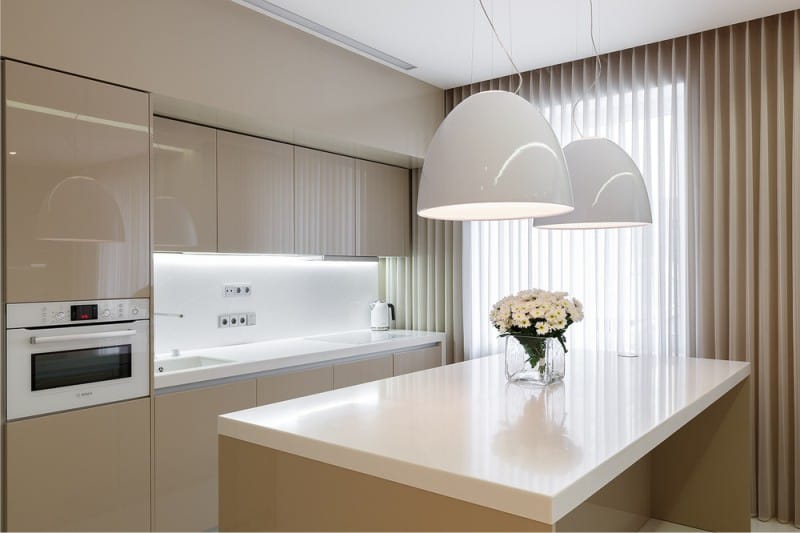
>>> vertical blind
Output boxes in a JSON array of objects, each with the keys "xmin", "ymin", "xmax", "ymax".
[
  {"xmin": 687, "ymin": 12, "xmax": 800, "ymax": 524},
  {"xmin": 459, "ymin": 42, "xmax": 689, "ymax": 362}
]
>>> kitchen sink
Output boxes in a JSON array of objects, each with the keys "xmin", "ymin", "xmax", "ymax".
[{"xmin": 155, "ymin": 356, "xmax": 234, "ymax": 373}]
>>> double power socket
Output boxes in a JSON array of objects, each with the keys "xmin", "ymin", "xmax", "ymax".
[{"xmin": 219, "ymin": 282, "xmax": 255, "ymax": 328}]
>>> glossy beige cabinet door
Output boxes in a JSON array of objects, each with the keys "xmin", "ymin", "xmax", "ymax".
[
  {"xmin": 393, "ymin": 345, "xmax": 443, "ymax": 376},
  {"xmin": 6, "ymin": 398, "xmax": 151, "ymax": 532},
  {"xmin": 217, "ymin": 131, "xmax": 294, "ymax": 253},
  {"xmin": 356, "ymin": 160, "xmax": 410, "ymax": 256},
  {"xmin": 154, "ymin": 379, "xmax": 256, "ymax": 532},
  {"xmin": 294, "ymin": 147, "xmax": 356, "ymax": 255},
  {"xmin": 333, "ymin": 355, "xmax": 393, "ymax": 389},
  {"xmin": 153, "ymin": 117, "xmax": 217, "ymax": 252},
  {"xmin": 257, "ymin": 365, "xmax": 333, "ymax": 405},
  {"xmin": 4, "ymin": 60, "xmax": 150, "ymax": 302}
]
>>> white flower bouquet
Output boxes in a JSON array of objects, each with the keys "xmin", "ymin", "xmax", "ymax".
[{"xmin": 490, "ymin": 289, "xmax": 584, "ymax": 370}]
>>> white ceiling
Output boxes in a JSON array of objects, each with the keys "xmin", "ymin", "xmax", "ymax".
[{"xmin": 234, "ymin": 0, "xmax": 800, "ymax": 89}]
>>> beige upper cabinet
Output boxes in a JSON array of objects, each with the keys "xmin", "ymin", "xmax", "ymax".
[
  {"xmin": 294, "ymin": 147, "xmax": 356, "ymax": 255},
  {"xmin": 217, "ymin": 131, "xmax": 294, "ymax": 253},
  {"xmin": 153, "ymin": 117, "xmax": 217, "ymax": 252},
  {"xmin": 4, "ymin": 60, "xmax": 150, "ymax": 302},
  {"xmin": 356, "ymin": 160, "xmax": 410, "ymax": 257}
]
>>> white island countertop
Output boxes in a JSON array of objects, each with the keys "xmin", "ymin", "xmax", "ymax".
[
  {"xmin": 154, "ymin": 329, "xmax": 446, "ymax": 389},
  {"xmin": 219, "ymin": 351, "xmax": 750, "ymax": 524}
]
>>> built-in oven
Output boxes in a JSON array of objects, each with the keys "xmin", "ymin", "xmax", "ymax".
[{"xmin": 6, "ymin": 298, "xmax": 149, "ymax": 420}]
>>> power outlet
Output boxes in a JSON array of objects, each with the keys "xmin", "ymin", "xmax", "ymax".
[
  {"xmin": 223, "ymin": 283, "xmax": 252, "ymax": 297},
  {"xmin": 218, "ymin": 312, "xmax": 256, "ymax": 327}
]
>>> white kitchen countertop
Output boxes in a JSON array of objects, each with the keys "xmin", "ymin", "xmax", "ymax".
[
  {"xmin": 218, "ymin": 350, "xmax": 750, "ymax": 524},
  {"xmin": 153, "ymin": 329, "xmax": 446, "ymax": 389}
]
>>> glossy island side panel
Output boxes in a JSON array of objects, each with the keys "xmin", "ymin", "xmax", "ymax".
[
  {"xmin": 4, "ymin": 60, "xmax": 150, "ymax": 303},
  {"xmin": 219, "ymin": 351, "xmax": 750, "ymax": 524}
]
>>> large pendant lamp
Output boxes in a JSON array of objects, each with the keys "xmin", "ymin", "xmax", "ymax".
[
  {"xmin": 533, "ymin": 138, "xmax": 652, "ymax": 229},
  {"xmin": 417, "ymin": 1, "xmax": 574, "ymax": 222},
  {"xmin": 418, "ymin": 90, "xmax": 574, "ymax": 221}
]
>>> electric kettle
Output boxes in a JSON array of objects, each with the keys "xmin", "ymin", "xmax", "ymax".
[{"xmin": 370, "ymin": 300, "xmax": 395, "ymax": 331}]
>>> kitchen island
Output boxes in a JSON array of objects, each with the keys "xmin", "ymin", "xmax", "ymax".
[{"xmin": 218, "ymin": 351, "xmax": 751, "ymax": 532}]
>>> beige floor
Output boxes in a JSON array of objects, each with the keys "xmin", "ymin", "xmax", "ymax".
[{"xmin": 640, "ymin": 518, "xmax": 799, "ymax": 532}]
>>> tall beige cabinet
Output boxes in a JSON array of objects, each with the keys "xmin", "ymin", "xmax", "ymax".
[
  {"xmin": 294, "ymin": 147, "xmax": 356, "ymax": 255},
  {"xmin": 153, "ymin": 117, "xmax": 217, "ymax": 252},
  {"xmin": 217, "ymin": 131, "xmax": 295, "ymax": 254}
]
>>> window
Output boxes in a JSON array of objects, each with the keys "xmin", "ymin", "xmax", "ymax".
[{"xmin": 463, "ymin": 82, "xmax": 688, "ymax": 359}]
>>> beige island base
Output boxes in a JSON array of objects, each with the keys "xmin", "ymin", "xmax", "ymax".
[{"xmin": 218, "ymin": 352, "xmax": 751, "ymax": 532}]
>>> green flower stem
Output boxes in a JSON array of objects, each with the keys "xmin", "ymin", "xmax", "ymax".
[{"xmin": 514, "ymin": 336, "xmax": 547, "ymax": 369}]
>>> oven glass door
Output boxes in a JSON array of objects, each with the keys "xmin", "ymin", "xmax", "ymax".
[{"xmin": 32, "ymin": 344, "xmax": 133, "ymax": 391}]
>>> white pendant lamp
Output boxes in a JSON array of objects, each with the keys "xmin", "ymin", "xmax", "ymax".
[
  {"xmin": 534, "ymin": 138, "xmax": 652, "ymax": 229},
  {"xmin": 534, "ymin": 0, "xmax": 652, "ymax": 230},
  {"xmin": 417, "ymin": 0, "xmax": 574, "ymax": 222},
  {"xmin": 418, "ymin": 90, "xmax": 574, "ymax": 221}
]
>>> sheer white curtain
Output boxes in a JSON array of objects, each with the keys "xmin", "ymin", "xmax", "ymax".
[{"xmin": 461, "ymin": 43, "xmax": 689, "ymax": 360}]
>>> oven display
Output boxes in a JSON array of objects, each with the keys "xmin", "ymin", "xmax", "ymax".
[{"xmin": 70, "ymin": 304, "xmax": 98, "ymax": 321}]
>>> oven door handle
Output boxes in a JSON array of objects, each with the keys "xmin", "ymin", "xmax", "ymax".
[{"xmin": 29, "ymin": 330, "xmax": 138, "ymax": 345}]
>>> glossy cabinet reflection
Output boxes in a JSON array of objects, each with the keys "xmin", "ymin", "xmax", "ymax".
[
  {"xmin": 154, "ymin": 380, "xmax": 256, "ymax": 532},
  {"xmin": 4, "ymin": 60, "xmax": 150, "ymax": 303},
  {"xmin": 153, "ymin": 117, "xmax": 217, "ymax": 252},
  {"xmin": 393, "ymin": 345, "xmax": 442, "ymax": 376},
  {"xmin": 294, "ymin": 147, "xmax": 356, "ymax": 255},
  {"xmin": 333, "ymin": 355, "xmax": 394, "ymax": 389},
  {"xmin": 217, "ymin": 131, "xmax": 294, "ymax": 254},
  {"xmin": 356, "ymin": 160, "xmax": 410, "ymax": 257},
  {"xmin": 6, "ymin": 398, "xmax": 151, "ymax": 531},
  {"xmin": 256, "ymin": 366, "xmax": 333, "ymax": 405}
]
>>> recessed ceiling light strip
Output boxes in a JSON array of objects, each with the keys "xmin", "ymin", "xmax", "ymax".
[{"xmin": 235, "ymin": 0, "xmax": 416, "ymax": 71}]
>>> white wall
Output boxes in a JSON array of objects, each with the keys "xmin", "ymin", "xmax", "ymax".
[
  {"xmin": 153, "ymin": 254, "xmax": 377, "ymax": 355},
  {"xmin": 0, "ymin": 0, "xmax": 442, "ymax": 166}
]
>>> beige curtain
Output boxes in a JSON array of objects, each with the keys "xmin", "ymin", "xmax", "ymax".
[
  {"xmin": 687, "ymin": 11, "xmax": 800, "ymax": 525},
  {"xmin": 380, "ymin": 170, "xmax": 463, "ymax": 364}
]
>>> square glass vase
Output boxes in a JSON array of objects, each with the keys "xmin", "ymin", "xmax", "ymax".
[{"xmin": 503, "ymin": 335, "xmax": 565, "ymax": 385}]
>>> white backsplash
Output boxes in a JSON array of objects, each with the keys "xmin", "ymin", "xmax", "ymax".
[{"xmin": 153, "ymin": 253, "xmax": 378, "ymax": 354}]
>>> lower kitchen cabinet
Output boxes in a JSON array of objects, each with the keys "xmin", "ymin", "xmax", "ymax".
[
  {"xmin": 393, "ymin": 345, "xmax": 443, "ymax": 376},
  {"xmin": 154, "ymin": 380, "xmax": 256, "ymax": 532},
  {"xmin": 257, "ymin": 365, "xmax": 333, "ymax": 405},
  {"xmin": 333, "ymin": 354, "xmax": 394, "ymax": 389},
  {"xmin": 6, "ymin": 398, "xmax": 151, "ymax": 532}
]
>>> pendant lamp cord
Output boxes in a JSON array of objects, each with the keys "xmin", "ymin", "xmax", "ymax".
[
  {"xmin": 571, "ymin": 0, "xmax": 602, "ymax": 139},
  {"xmin": 478, "ymin": 0, "xmax": 522, "ymax": 95}
]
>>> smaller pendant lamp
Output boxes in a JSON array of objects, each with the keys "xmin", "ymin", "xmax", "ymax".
[
  {"xmin": 418, "ymin": 90, "xmax": 574, "ymax": 221},
  {"xmin": 533, "ymin": 138, "xmax": 652, "ymax": 229}
]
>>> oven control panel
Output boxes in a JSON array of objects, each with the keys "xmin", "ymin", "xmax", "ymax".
[{"xmin": 6, "ymin": 298, "xmax": 149, "ymax": 328}]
